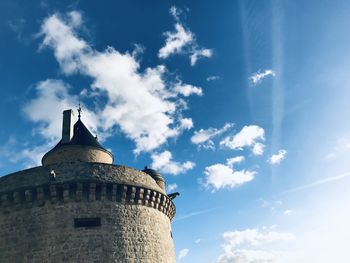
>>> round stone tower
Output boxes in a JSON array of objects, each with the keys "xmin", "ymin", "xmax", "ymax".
[{"xmin": 0, "ymin": 109, "xmax": 176, "ymax": 263}]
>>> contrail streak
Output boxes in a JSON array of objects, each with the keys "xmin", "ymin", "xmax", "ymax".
[
  {"xmin": 173, "ymin": 207, "xmax": 219, "ymax": 222},
  {"xmin": 282, "ymin": 171, "xmax": 350, "ymax": 194}
]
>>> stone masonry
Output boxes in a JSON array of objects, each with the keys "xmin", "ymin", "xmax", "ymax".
[
  {"xmin": 0, "ymin": 110, "xmax": 177, "ymax": 263},
  {"xmin": 0, "ymin": 164, "xmax": 176, "ymax": 263}
]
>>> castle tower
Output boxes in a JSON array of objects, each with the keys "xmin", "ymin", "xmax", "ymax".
[{"xmin": 0, "ymin": 109, "xmax": 176, "ymax": 263}]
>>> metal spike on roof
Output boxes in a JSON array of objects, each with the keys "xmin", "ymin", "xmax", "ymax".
[{"xmin": 77, "ymin": 103, "xmax": 82, "ymax": 119}]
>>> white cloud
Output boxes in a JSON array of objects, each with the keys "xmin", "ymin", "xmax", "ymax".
[
  {"xmin": 166, "ymin": 183, "xmax": 178, "ymax": 193},
  {"xmin": 198, "ymin": 140, "xmax": 216, "ymax": 150},
  {"xmin": 23, "ymin": 79, "xmax": 100, "ymax": 140},
  {"xmin": 220, "ymin": 125, "xmax": 265, "ymax": 155},
  {"xmin": 0, "ymin": 136, "xmax": 51, "ymax": 168},
  {"xmin": 249, "ymin": 69, "xmax": 276, "ymax": 85},
  {"xmin": 67, "ymin": 10, "xmax": 82, "ymax": 28},
  {"xmin": 195, "ymin": 238, "xmax": 201, "ymax": 244},
  {"xmin": 31, "ymin": 11, "xmax": 201, "ymax": 155},
  {"xmin": 284, "ymin": 210, "xmax": 293, "ymax": 216},
  {"xmin": 222, "ymin": 228, "xmax": 294, "ymax": 247},
  {"xmin": 203, "ymin": 156, "xmax": 255, "ymax": 191},
  {"xmin": 191, "ymin": 123, "xmax": 233, "ymax": 150},
  {"xmin": 158, "ymin": 23, "xmax": 193, "ymax": 59},
  {"xmin": 178, "ymin": 248, "xmax": 189, "ymax": 260},
  {"xmin": 206, "ymin": 75, "xmax": 220, "ymax": 82},
  {"xmin": 268, "ymin": 149, "xmax": 287, "ymax": 165},
  {"xmin": 257, "ymin": 198, "xmax": 283, "ymax": 212},
  {"xmin": 252, "ymin": 142, "xmax": 265, "ymax": 156},
  {"xmin": 24, "ymin": 80, "xmax": 78, "ymax": 140},
  {"xmin": 226, "ymin": 156, "xmax": 245, "ymax": 166},
  {"xmin": 40, "ymin": 13, "xmax": 87, "ymax": 74},
  {"xmin": 204, "ymin": 164, "xmax": 255, "ymax": 191},
  {"xmin": 18, "ymin": 144, "xmax": 50, "ymax": 168},
  {"xmin": 180, "ymin": 118, "xmax": 194, "ymax": 130},
  {"xmin": 215, "ymin": 228, "xmax": 295, "ymax": 263},
  {"xmin": 173, "ymin": 83, "xmax": 203, "ymax": 97},
  {"xmin": 190, "ymin": 48, "xmax": 213, "ymax": 66},
  {"xmin": 151, "ymin": 150, "xmax": 195, "ymax": 175},
  {"xmin": 169, "ymin": 6, "xmax": 181, "ymax": 20},
  {"xmin": 216, "ymin": 249, "xmax": 283, "ymax": 263},
  {"xmin": 158, "ymin": 6, "xmax": 213, "ymax": 66}
]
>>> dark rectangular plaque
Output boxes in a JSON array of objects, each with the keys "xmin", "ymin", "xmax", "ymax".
[{"xmin": 74, "ymin": 217, "xmax": 101, "ymax": 228}]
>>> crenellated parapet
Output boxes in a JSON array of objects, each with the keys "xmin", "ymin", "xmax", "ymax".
[
  {"xmin": 0, "ymin": 181, "xmax": 176, "ymax": 220},
  {"xmin": 0, "ymin": 109, "xmax": 177, "ymax": 263}
]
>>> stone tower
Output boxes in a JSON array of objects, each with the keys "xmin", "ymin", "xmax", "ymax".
[{"xmin": 0, "ymin": 109, "xmax": 176, "ymax": 263}]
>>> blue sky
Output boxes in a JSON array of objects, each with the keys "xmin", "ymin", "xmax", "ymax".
[{"xmin": 1, "ymin": 0, "xmax": 350, "ymax": 262}]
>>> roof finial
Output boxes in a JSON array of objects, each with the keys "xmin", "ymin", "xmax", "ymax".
[
  {"xmin": 77, "ymin": 104, "xmax": 82, "ymax": 119},
  {"xmin": 77, "ymin": 96, "xmax": 82, "ymax": 119}
]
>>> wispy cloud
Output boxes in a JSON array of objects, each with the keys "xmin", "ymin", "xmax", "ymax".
[
  {"xmin": 323, "ymin": 137, "xmax": 350, "ymax": 161},
  {"xmin": 158, "ymin": 6, "xmax": 213, "ymax": 66},
  {"xmin": 284, "ymin": 209, "xmax": 293, "ymax": 216},
  {"xmin": 191, "ymin": 123, "xmax": 233, "ymax": 150},
  {"xmin": 249, "ymin": 69, "xmax": 275, "ymax": 85},
  {"xmin": 206, "ymin": 75, "xmax": 220, "ymax": 82},
  {"xmin": 178, "ymin": 248, "xmax": 189, "ymax": 260},
  {"xmin": 257, "ymin": 198, "xmax": 283, "ymax": 212},
  {"xmin": 271, "ymin": 4, "xmax": 285, "ymax": 156},
  {"xmin": 8, "ymin": 18, "xmax": 27, "ymax": 42},
  {"xmin": 158, "ymin": 23, "xmax": 193, "ymax": 59},
  {"xmin": 151, "ymin": 150, "xmax": 195, "ymax": 175},
  {"xmin": 166, "ymin": 183, "xmax": 178, "ymax": 193},
  {"xmin": 190, "ymin": 48, "xmax": 212, "ymax": 66},
  {"xmin": 226, "ymin": 156, "xmax": 245, "ymax": 166},
  {"xmin": 0, "ymin": 136, "xmax": 51, "ymax": 169},
  {"xmin": 174, "ymin": 207, "xmax": 219, "ymax": 221}
]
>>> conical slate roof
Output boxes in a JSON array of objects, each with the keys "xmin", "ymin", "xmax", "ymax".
[
  {"xmin": 52, "ymin": 119, "xmax": 104, "ymax": 150},
  {"xmin": 41, "ymin": 111, "xmax": 114, "ymax": 165}
]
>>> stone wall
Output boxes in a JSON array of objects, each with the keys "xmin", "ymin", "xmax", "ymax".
[
  {"xmin": 0, "ymin": 163, "xmax": 165, "ymax": 195},
  {"xmin": 42, "ymin": 145, "xmax": 113, "ymax": 165},
  {"xmin": 0, "ymin": 182, "xmax": 176, "ymax": 220},
  {"xmin": 0, "ymin": 164, "xmax": 176, "ymax": 263},
  {"xmin": 0, "ymin": 201, "xmax": 175, "ymax": 263}
]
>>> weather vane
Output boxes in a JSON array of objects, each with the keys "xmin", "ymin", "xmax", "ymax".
[{"xmin": 77, "ymin": 95, "xmax": 82, "ymax": 119}]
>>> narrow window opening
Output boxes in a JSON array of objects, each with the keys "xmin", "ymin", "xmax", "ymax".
[{"xmin": 74, "ymin": 217, "xmax": 101, "ymax": 228}]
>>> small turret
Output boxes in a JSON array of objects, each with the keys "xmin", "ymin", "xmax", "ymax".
[
  {"xmin": 41, "ymin": 109, "xmax": 114, "ymax": 165},
  {"xmin": 142, "ymin": 166, "xmax": 166, "ymax": 192}
]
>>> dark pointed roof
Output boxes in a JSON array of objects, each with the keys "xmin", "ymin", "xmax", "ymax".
[
  {"xmin": 53, "ymin": 119, "xmax": 104, "ymax": 150},
  {"xmin": 41, "ymin": 111, "xmax": 114, "ymax": 166}
]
